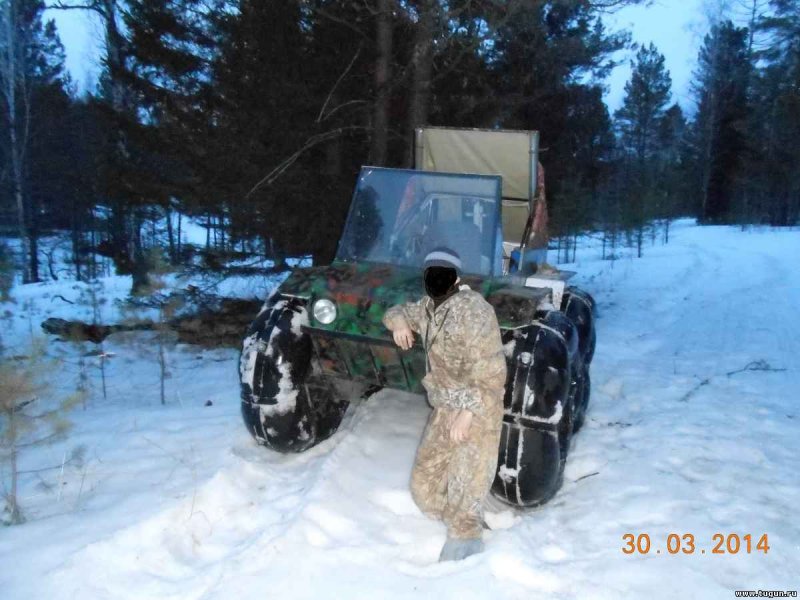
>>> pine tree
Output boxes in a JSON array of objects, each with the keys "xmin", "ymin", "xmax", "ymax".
[
  {"xmin": 0, "ymin": 0, "xmax": 69, "ymax": 283},
  {"xmin": 749, "ymin": 0, "xmax": 800, "ymax": 225},
  {"xmin": 654, "ymin": 103, "xmax": 689, "ymax": 239},
  {"xmin": 488, "ymin": 1, "xmax": 629, "ymax": 245},
  {"xmin": 122, "ymin": 0, "xmax": 217, "ymax": 263},
  {"xmin": 48, "ymin": 1, "xmax": 145, "ymax": 287},
  {"xmin": 691, "ymin": 21, "xmax": 751, "ymax": 223},
  {"xmin": 210, "ymin": 0, "xmax": 315, "ymax": 262},
  {"xmin": 614, "ymin": 43, "xmax": 672, "ymax": 256},
  {"xmin": 207, "ymin": 0, "xmax": 377, "ymax": 265},
  {"xmin": 615, "ymin": 43, "xmax": 672, "ymax": 165},
  {"xmin": 551, "ymin": 85, "xmax": 616, "ymax": 247}
]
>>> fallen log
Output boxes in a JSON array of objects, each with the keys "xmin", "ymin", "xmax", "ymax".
[
  {"xmin": 171, "ymin": 298, "xmax": 262, "ymax": 347},
  {"xmin": 41, "ymin": 319, "xmax": 145, "ymax": 343},
  {"xmin": 41, "ymin": 297, "xmax": 262, "ymax": 349}
]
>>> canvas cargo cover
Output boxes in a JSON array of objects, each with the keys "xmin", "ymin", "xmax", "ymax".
[
  {"xmin": 415, "ymin": 127, "xmax": 537, "ymax": 201},
  {"xmin": 501, "ymin": 200, "xmax": 529, "ymax": 243}
]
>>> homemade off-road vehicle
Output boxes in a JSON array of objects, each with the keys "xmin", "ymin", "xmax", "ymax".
[{"xmin": 239, "ymin": 127, "xmax": 596, "ymax": 507}]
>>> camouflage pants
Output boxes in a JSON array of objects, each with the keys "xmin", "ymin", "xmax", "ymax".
[{"xmin": 410, "ymin": 406, "xmax": 502, "ymax": 540}]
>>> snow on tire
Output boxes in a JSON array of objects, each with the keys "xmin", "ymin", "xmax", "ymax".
[
  {"xmin": 561, "ymin": 287, "xmax": 596, "ymax": 364},
  {"xmin": 492, "ymin": 310, "xmax": 579, "ymax": 507},
  {"xmin": 572, "ymin": 359, "xmax": 590, "ymax": 433},
  {"xmin": 239, "ymin": 296, "xmax": 349, "ymax": 453},
  {"xmin": 562, "ymin": 286, "xmax": 595, "ymax": 432}
]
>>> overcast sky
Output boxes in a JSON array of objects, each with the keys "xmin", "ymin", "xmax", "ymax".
[
  {"xmin": 603, "ymin": 0, "xmax": 710, "ymax": 112},
  {"xmin": 47, "ymin": 0, "xmax": 711, "ymax": 112}
]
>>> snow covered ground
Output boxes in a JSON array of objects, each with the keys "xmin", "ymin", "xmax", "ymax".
[{"xmin": 1, "ymin": 220, "xmax": 798, "ymax": 599}]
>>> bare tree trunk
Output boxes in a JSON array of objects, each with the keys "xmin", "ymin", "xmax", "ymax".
[
  {"xmin": 51, "ymin": 1, "xmax": 136, "ymax": 282},
  {"xmin": 72, "ymin": 223, "xmax": 82, "ymax": 282},
  {"xmin": 28, "ymin": 228, "xmax": 39, "ymax": 282},
  {"xmin": 165, "ymin": 205, "xmax": 175, "ymax": 263},
  {"xmin": 99, "ymin": 1, "xmax": 137, "ymax": 286},
  {"xmin": 176, "ymin": 211, "xmax": 182, "ymax": 258},
  {"xmin": 11, "ymin": 137, "xmax": 29, "ymax": 282},
  {"xmin": 2, "ymin": 0, "xmax": 32, "ymax": 283},
  {"xmin": 637, "ymin": 227, "xmax": 643, "ymax": 258},
  {"xmin": 101, "ymin": 0, "xmax": 126, "ymax": 114},
  {"xmin": 99, "ymin": 345, "xmax": 107, "ymax": 400},
  {"xmin": 404, "ymin": 0, "xmax": 437, "ymax": 167},
  {"xmin": 28, "ymin": 211, "xmax": 39, "ymax": 282},
  {"xmin": 326, "ymin": 134, "xmax": 342, "ymax": 177},
  {"xmin": 158, "ymin": 308, "xmax": 167, "ymax": 406},
  {"xmin": 701, "ymin": 37, "xmax": 720, "ymax": 221},
  {"xmin": 7, "ymin": 404, "xmax": 22, "ymax": 523},
  {"xmin": 88, "ymin": 221, "xmax": 96, "ymax": 280},
  {"xmin": 131, "ymin": 211, "xmax": 150, "ymax": 293},
  {"xmin": 738, "ymin": 0, "xmax": 768, "ymax": 225},
  {"xmin": 9, "ymin": 442, "xmax": 21, "ymax": 523},
  {"xmin": 371, "ymin": 0, "xmax": 393, "ymax": 166}
]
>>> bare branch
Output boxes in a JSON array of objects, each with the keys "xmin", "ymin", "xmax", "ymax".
[
  {"xmin": 320, "ymin": 99, "xmax": 369, "ymax": 121},
  {"xmin": 726, "ymin": 360, "xmax": 786, "ymax": 377},
  {"xmin": 47, "ymin": 1, "xmax": 106, "ymax": 18},
  {"xmin": 245, "ymin": 126, "xmax": 370, "ymax": 199},
  {"xmin": 311, "ymin": 6, "xmax": 371, "ymax": 42},
  {"xmin": 587, "ymin": 0, "xmax": 651, "ymax": 12},
  {"xmin": 317, "ymin": 45, "xmax": 363, "ymax": 123}
]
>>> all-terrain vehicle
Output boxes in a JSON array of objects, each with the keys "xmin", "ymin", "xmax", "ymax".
[{"xmin": 239, "ymin": 127, "xmax": 596, "ymax": 508}]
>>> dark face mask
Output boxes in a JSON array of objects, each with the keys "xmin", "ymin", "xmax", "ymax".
[{"xmin": 424, "ymin": 266, "xmax": 458, "ymax": 301}]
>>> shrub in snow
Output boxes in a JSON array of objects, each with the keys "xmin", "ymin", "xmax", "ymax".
[
  {"xmin": 124, "ymin": 271, "xmax": 183, "ymax": 406},
  {"xmin": 0, "ymin": 341, "xmax": 83, "ymax": 525}
]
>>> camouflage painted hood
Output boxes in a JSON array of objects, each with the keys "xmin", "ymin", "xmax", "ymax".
[{"xmin": 276, "ymin": 260, "xmax": 550, "ymax": 337}]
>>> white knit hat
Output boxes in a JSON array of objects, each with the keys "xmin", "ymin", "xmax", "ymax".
[{"xmin": 423, "ymin": 247, "xmax": 462, "ymax": 272}]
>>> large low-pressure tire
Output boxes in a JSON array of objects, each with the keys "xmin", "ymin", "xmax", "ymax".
[
  {"xmin": 239, "ymin": 296, "xmax": 349, "ymax": 453},
  {"xmin": 561, "ymin": 287, "xmax": 596, "ymax": 432},
  {"xmin": 492, "ymin": 310, "xmax": 580, "ymax": 508},
  {"xmin": 561, "ymin": 287, "xmax": 596, "ymax": 365},
  {"xmin": 572, "ymin": 360, "xmax": 591, "ymax": 433}
]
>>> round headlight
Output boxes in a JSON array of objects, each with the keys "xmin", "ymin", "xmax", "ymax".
[{"xmin": 313, "ymin": 298, "xmax": 337, "ymax": 325}]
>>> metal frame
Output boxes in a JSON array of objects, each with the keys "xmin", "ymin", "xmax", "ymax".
[
  {"xmin": 334, "ymin": 166, "xmax": 504, "ymax": 277},
  {"xmin": 517, "ymin": 131, "xmax": 540, "ymax": 268},
  {"xmin": 412, "ymin": 127, "xmax": 541, "ymax": 275}
]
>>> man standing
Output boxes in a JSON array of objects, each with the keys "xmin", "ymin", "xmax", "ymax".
[{"xmin": 382, "ymin": 247, "xmax": 507, "ymax": 561}]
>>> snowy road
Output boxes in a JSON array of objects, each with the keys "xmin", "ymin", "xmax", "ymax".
[{"xmin": 1, "ymin": 222, "xmax": 798, "ymax": 599}]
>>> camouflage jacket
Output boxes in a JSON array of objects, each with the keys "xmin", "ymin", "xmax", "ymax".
[{"xmin": 383, "ymin": 285, "xmax": 507, "ymax": 424}]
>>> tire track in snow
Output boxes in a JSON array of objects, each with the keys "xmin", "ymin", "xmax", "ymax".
[
  {"xmin": 665, "ymin": 238, "xmax": 796, "ymax": 377},
  {"xmin": 550, "ymin": 226, "xmax": 800, "ymax": 597},
  {"xmin": 36, "ymin": 225, "xmax": 800, "ymax": 599},
  {"xmin": 193, "ymin": 391, "xmax": 445, "ymax": 599},
  {"xmin": 45, "ymin": 399, "xmax": 377, "ymax": 600}
]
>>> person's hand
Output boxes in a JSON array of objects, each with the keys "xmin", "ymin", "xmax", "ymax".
[
  {"xmin": 392, "ymin": 324, "xmax": 414, "ymax": 350},
  {"xmin": 449, "ymin": 409, "xmax": 473, "ymax": 443}
]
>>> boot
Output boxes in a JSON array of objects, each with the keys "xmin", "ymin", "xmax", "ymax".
[{"xmin": 438, "ymin": 537, "xmax": 484, "ymax": 562}]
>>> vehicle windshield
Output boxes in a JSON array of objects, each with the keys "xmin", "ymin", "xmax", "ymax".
[{"xmin": 336, "ymin": 168, "xmax": 502, "ymax": 276}]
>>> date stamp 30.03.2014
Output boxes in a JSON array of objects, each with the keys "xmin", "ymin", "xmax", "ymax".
[{"xmin": 621, "ymin": 532, "xmax": 770, "ymax": 556}]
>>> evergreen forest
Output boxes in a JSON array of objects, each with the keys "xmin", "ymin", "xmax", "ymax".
[{"xmin": 1, "ymin": 0, "xmax": 798, "ymax": 289}]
